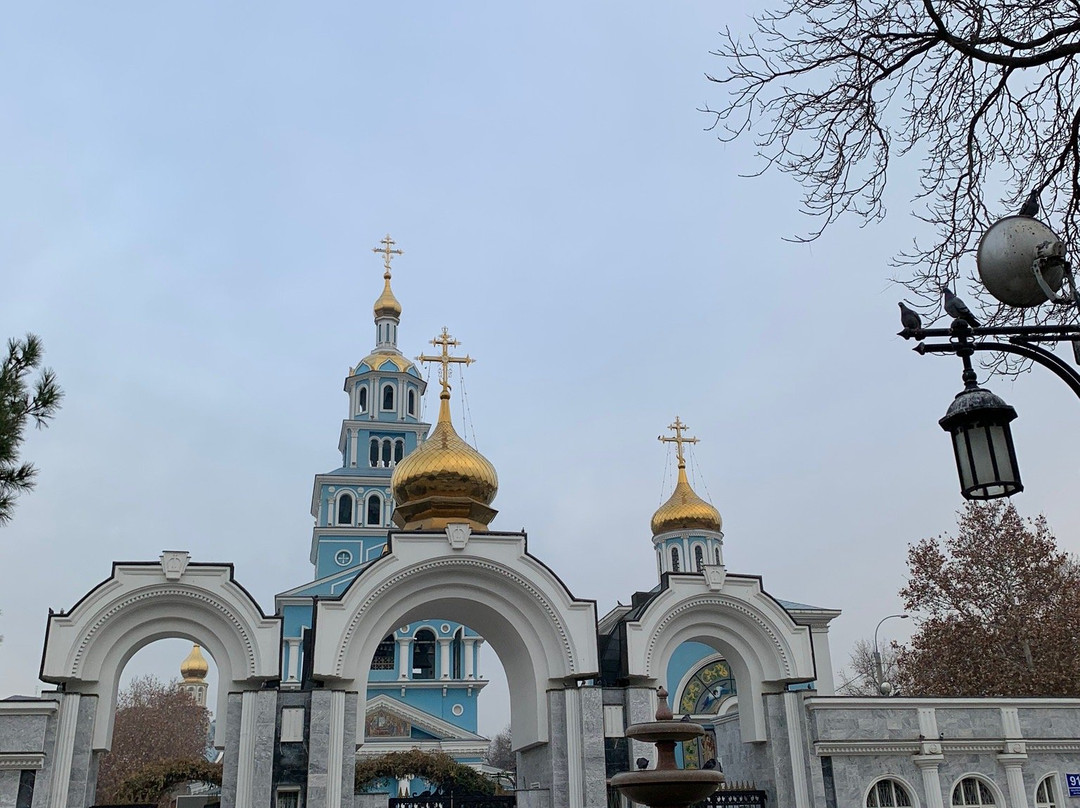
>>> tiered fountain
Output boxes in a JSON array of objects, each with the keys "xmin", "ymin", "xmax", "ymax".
[{"xmin": 609, "ymin": 687, "xmax": 724, "ymax": 808}]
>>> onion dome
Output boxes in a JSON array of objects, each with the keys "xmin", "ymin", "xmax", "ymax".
[
  {"xmin": 180, "ymin": 643, "xmax": 209, "ymax": 682},
  {"xmin": 373, "ymin": 270, "xmax": 402, "ymax": 319},
  {"xmin": 391, "ymin": 392, "xmax": 498, "ymax": 530},
  {"xmin": 651, "ymin": 464, "xmax": 722, "ymax": 535}
]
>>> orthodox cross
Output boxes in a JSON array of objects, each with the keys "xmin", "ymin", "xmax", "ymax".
[
  {"xmin": 417, "ymin": 327, "xmax": 474, "ymax": 394},
  {"xmin": 658, "ymin": 416, "xmax": 699, "ymax": 468},
  {"xmin": 372, "ymin": 234, "xmax": 403, "ymax": 276}
]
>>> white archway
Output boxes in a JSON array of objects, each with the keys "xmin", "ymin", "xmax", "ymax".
[
  {"xmin": 311, "ymin": 528, "xmax": 599, "ymax": 751},
  {"xmin": 40, "ymin": 553, "xmax": 281, "ymax": 750},
  {"xmin": 624, "ymin": 569, "xmax": 817, "ymax": 743}
]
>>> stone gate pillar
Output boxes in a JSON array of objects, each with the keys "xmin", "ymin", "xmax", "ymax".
[{"xmin": 221, "ymin": 690, "xmax": 277, "ymax": 808}]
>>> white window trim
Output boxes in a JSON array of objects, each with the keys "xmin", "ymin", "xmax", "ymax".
[
  {"xmin": 864, "ymin": 776, "xmax": 920, "ymax": 808},
  {"xmin": 1035, "ymin": 773, "xmax": 1061, "ymax": 808},
  {"xmin": 949, "ymin": 774, "xmax": 1004, "ymax": 807}
]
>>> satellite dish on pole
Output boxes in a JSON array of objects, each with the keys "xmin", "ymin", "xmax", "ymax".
[{"xmin": 977, "ymin": 216, "xmax": 1067, "ymax": 307}]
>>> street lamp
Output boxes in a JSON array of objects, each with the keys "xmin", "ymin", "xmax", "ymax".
[
  {"xmin": 873, "ymin": 613, "xmax": 908, "ymax": 696},
  {"xmin": 900, "ymin": 215, "xmax": 1080, "ymax": 499}
]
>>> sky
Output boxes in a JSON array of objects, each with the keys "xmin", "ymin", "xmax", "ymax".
[{"xmin": 3, "ymin": 2, "xmax": 1080, "ymax": 740}]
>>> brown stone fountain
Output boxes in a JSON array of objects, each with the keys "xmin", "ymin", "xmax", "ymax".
[{"xmin": 609, "ymin": 687, "xmax": 724, "ymax": 808}]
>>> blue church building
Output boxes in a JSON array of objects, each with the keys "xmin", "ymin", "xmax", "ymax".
[{"xmin": 275, "ymin": 237, "xmax": 489, "ymax": 787}]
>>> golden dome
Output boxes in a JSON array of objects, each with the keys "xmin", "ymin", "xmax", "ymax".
[
  {"xmin": 651, "ymin": 465, "xmax": 722, "ymax": 535},
  {"xmin": 391, "ymin": 393, "xmax": 498, "ymax": 530},
  {"xmin": 180, "ymin": 644, "xmax": 209, "ymax": 682},
  {"xmin": 373, "ymin": 271, "xmax": 402, "ymax": 319}
]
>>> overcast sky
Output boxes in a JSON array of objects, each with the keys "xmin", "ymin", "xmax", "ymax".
[{"xmin": 3, "ymin": 2, "xmax": 1079, "ymax": 739}]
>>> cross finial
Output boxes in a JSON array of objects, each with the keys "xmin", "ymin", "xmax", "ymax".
[
  {"xmin": 658, "ymin": 416, "xmax": 699, "ymax": 469},
  {"xmin": 417, "ymin": 327, "xmax": 474, "ymax": 398},
  {"xmin": 372, "ymin": 234, "xmax": 403, "ymax": 278}
]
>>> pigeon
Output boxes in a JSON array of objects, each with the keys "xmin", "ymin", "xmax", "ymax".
[
  {"xmin": 636, "ymin": 757, "xmax": 650, "ymax": 770},
  {"xmin": 680, "ymin": 714, "xmax": 692, "ymax": 723},
  {"xmin": 1019, "ymin": 189, "xmax": 1040, "ymax": 218},
  {"xmin": 898, "ymin": 302, "xmax": 922, "ymax": 331},
  {"xmin": 703, "ymin": 758, "xmax": 720, "ymax": 771},
  {"xmin": 942, "ymin": 287, "xmax": 981, "ymax": 327}
]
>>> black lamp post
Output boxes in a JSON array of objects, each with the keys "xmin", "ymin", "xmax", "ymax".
[{"xmin": 900, "ymin": 216, "xmax": 1080, "ymax": 500}]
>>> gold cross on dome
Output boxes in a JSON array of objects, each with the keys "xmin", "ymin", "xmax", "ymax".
[
  {"xmin": 658, "ymin": 416, "xmax": 699, "ymax": 468},
  {"xmin": 417, "ymin": 327, "xmax": 474, "ymax": 395},
  {"xmin": 372, "ymin": 234, "xmax": 403, "ymax": 276}
]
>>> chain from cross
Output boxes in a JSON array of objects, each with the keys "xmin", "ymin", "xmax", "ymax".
[
  {"xmin": 658, "ymin": 416, "xmax": 699, "ymax": 468},
  {"xmin": 372, "ymin": 234, "xmax": 403, "ymax": 276},
  {"xmin": 417, "ymin": 327, "xmax": 474, "ymax": 395}
]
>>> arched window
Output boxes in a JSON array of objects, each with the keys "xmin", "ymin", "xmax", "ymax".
[
  {"xmin": 412, "ymin": 629, "xmax": 436, "ymax": 679},
  {"xmin": 369, "ymin": 439, "xmax": 379, "ymax": 467},
  {"xmin": 452, "ymin": 629, "xmax": 463, "ymax": 679},
  {"xmin": 677, "ymin": 658, "xmax": 737, "ymax": 715},
  {"xmin": 407, "ymin": 389, "xmax": 416, "ymax": 415},
  {"xmin": 382, "ymin": 384, "xmax": 395, "ymax": 411},
  {"xmin": 394, "ymin": 439, "xmax": 404, "ymax": 463},
  {"xmin": 867, "ymin": 779, "xmax": 913, "ymax": 807},
  {"xmin": 1036, "ymin": 776, "xmax": 1059, "ymax": 808},
  {"xmin": 366, "ymin": 495, "xmax": 382, "ymax": 526},
  {"xmin": 380, "ymin": 439, "xmax": 391, "ymax": 466},
  {"xmin": 358, "ymin": 386, "xmax": 368, "ymax": 414},
  {"xmin": 670, "ymin": 546, "xmax": 680, "ymax": 573},
  {"xmin": 952, "ymin": 777, "xmax": 996, "ymax": 806},
  {"xmin": 694, "ymin": 545, "xmax": 705, "ymax": 571},
  {"xmin": 714, "ymin": 547, "xmax": 721, "ymax": 565},
  {"xmin": 372, "ymin": 635, "xmax": 395, "ymax": 671},
  {"xmin": 337, "ymin": 494, "xmax": 353, "ymax": 525}
]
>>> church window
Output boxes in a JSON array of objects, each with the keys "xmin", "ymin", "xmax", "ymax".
[
  {"xmin": 370, "ymin": 439, "xmax": 380, "ymax": 467},
  {"xmin": 952, "ymin": 777, "xmax": 996, "ymax": 806},
  {"xmin": 452, "ymin": 629, "xmax": 464, "ymax": 679},
  {"xmin": 335, "ymin": 549, "xmax": 353, "ymax": 566},
  {"xmin": 866, "ymin": 779, "xmax": 913, "ymax": 807},
  {"xmin": 358, "ymin": 386, "xmax": 368, "ymax": 414},
  {"xmin": 715, "ymin": 547, "xmax": 721, "ymax": 565},
  {"xmin": 407, "ymin": 389, "xmax": 416, "ymax": 415},
  {"xmin": 670, "ymin": 547, "xmax": 680, "ymax": 573},
  {"xmin": 678, "ymin": 658, "xmax": 737, "ymax": 715},
  {"xmin": 394, "ymin": 439, "xmax": 404, "ymax": 463},
  {"xmin": 337, "ymin": 494, "xmax": 353, "ymax": 525},
  {"xmin": 366, "ymin": 495, "xmax": 382, "ymax": 526},
  {"xmin": 382, "ymin": 384, "xmax": 395, "ymax": 411},
  {"xmin": 1036, "ymin": 776, "xmax": 1059, "ymax": 808},
  {"xmin": 372, "ymin": 635, "xmax": 395, "ymax": 671},
  {"xmin": 694, "ymin": 545, "xmax": 705, "ymax": 571},
  {"xmin": 381, "ymin": 439, "xmax": 392, "ymax": 466},
  {"xmin": 412, "ymin": 629, "xmax": 436, "ymax": 679}
]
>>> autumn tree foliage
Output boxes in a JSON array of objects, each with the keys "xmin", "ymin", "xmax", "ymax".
[
  {"xmin": 706, "ymin": 0, "xmax": 1080, "ymax": 326},
  {"xmin": 896, "ymin": 501, "xmax": 1080, "ymax": 697},
  {"xmin": 96, "ymin": 676, "xmax": 211, "ymax": 804}
]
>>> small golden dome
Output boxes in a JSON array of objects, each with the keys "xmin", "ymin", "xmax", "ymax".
[
  {"xmin": 373, "ymin": 271, "xmax": 402, "ymax": 319},
  {"xmin": 651, "ymin": 466, "xmax": 722, "ymax": 535},
  {"xmin": 180, "ymin": 644, "xmax": 209, "ymax": 682},
  {"xmin": 391, "ymin": 393, "xmax": 498, "ymax": 530}
]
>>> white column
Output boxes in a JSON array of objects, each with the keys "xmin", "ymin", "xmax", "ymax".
[
  {"xmin": 398, "ymin": 638, "xmax": 411, "ymax": 679},
  {"xmin": 439, "ymin": 638, "xmax": 452, "ymax": 679},
  {"xmin": 782, "ymin": 691, "xmax": 811, "ymax": 808},
  {"xmin": 236, "ymin": 691, "xmax": 258, "ymax": 808},
  {"xmin": 327, "ymin": 690, "xmax": 346, "ymax": 808},
  {"xmin": 286, "ymin": 638, "xmax": 302, "ymax": 683},
  {"xmin": 1000, "ymin": 760, "xmax": 1029, "ymax": 808},
  {"xmin": 473, "ymin": 638, "xmax": 485, "ymax": 678},
  {"xmin": 350, "ymin": 431, "xmax": 358, "ymax": 468},
  {"xmin": 565, "ymin": 688, "xmax": 584, "ymax": 808},
  {"xmin": 464, "ymin": 638, "xmax": 476, "ymax": 679},
  {"xmin": 914, "ymin": 756, "xmax": 945, "ymax": 808},
  {"xmin": 48, "ymin": 693, "xmax": 80, "ymax": 808}
]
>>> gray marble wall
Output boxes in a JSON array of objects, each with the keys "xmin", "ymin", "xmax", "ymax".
[
  {"xmin": 64, "ymin": 695, "xmax": 98, "ymax": 808},
  {"xmin": 0, "ymin": 771, "xmax": 19, "ymax": 808},
  {"xmin": 353, "ymin": 793, "xmax": 388, "ymax": 808},
  {"xmin": 220, "ymin": 693, "xmax": 243, "ymax": 808}
]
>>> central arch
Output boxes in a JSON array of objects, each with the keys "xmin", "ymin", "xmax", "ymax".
[{"xmin": 312, "ymin": 529, "xmax": 599, "ymax": 751}]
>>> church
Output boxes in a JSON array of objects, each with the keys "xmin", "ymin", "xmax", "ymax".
[{"xmin": 2, "ymin": 237, "xmax": 1079, "ymax": 808}]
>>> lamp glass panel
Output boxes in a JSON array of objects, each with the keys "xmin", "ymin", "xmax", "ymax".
[
  {"xmin": 987, "ymin": 425, "xmax": 1019, "ymax": 484},
  {"xmin": 967, "ymin": 425, "xmax": 996, "ymax": 487},
  {"xmin": 953, "ymin": 430, "xmax": 974, "ymax": 490}
]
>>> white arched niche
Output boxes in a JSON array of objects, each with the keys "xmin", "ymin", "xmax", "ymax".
[
  {"xmin": 624, "ymin": 572, "xmax": 817, "ymax": 743},
  {"xmin": 40, "ymin": 553, "xmax": 281, "ymax": 750},
  {"xmin": 311, "ymin": 528, "xmax": 599, "ymax": 750}
]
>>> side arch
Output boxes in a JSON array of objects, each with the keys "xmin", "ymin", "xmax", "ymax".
[
  {"xmin": 312, "ymin": 530, "xmax": 598, "ymax": 750},
  {"xmin": 624, "ymin": 573, "xmax": 817, "ymax": 743},
  {"xmin": 40, "ymin": 555, "xmax": 281, "ymax": 750}
]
